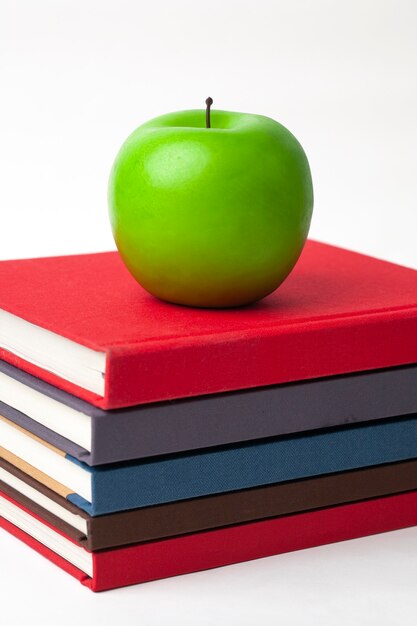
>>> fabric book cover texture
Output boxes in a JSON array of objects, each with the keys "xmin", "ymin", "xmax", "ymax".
[
  {"xmin": 2, "ymin": 455, "xmax": 417, "ymax": 551},
  {"xmin": 2, "ymin": 488, "xmax": 417, "ymax": 591},
  {"xmin": 1, "ymin": 241, "xmax": 417, "ymax": 409},
  {"xmin": 3, "ymin": 411, "xmax": 417, "ymax": 515},
  {"xmin": 2, "ymin": 359, "xmax": 417, "ymax": 465}
]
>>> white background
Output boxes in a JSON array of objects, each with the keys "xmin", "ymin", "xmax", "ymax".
[{"xmin": 1, "ymin": 0, "xmax": 417, "ymax": 623}]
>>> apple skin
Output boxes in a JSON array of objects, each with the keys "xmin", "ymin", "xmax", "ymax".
[{"xmin": 108, "ymin": 109, "xmax": 313, "ymax": 308}]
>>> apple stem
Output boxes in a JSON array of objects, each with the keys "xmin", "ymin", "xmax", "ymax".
[{"xmin": 205, "ymin": 97, "xmax": 213, "ymax": 128}]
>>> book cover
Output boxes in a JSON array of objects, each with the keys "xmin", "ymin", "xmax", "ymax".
[
  {"xmin": 2, "ymin": 455, "xmax": 417, "ymax": 551},
  {"xmin": 2, "ymin": 487, "xmax": 417, "ymax": 591},
  {"xmin": 2, "ymin": 411, "xmax": 417, "ymax": 515},
  {"xmin": 1, "ymin": 359, "xmax": 417, "ymax": 465},
  {"xmin": 1, "ymin": 241, "xmax": 417, "ymax": 409}
]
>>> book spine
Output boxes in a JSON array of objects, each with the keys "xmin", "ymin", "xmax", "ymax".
[
  {"xmin": 91, "ymin": 364, "xmax": 417, "ymax": 465},
  {"xmin": 105, "ymin": 308, "xmax": 417, "ymax": 409}
]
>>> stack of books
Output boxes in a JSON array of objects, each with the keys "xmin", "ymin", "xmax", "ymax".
[{"xmin": 0, "ymin": 240, "xmax": 416, "ymax": 591}]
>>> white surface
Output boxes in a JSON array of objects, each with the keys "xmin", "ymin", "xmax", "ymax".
[
  {"xmin": 0, "ymin": 370, "xmax": 91, "ymax": 451},
  {"xmin": 0, "ymin": 0, "xmax": 417, "ymax": 623},
  {"xmin": 0, "ymin": 310, "xmax": 106, "ymax": 396}
]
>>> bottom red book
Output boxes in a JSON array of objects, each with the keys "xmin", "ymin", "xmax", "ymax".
[{"xmin": 1, "ymin": 488, "xmax": 417, "ymax": 592}]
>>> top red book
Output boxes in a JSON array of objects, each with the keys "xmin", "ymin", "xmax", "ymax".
[{"xmin": 0, "ymin": 240, "xmax": 416, "ymax": 410}]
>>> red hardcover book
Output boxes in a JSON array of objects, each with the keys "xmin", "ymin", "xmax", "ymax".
[
  {"xmin": 1, "ymin": 240, "xmax": 416, "ymax": 409},
  {"xmin": 1, "ymin": 487, "xmax": 417, "ymax": 592}
]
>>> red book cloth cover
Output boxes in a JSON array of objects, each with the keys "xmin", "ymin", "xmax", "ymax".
[
  {"xmin": 1, "ymin": 488, "xmax": 417, "ymax": 592},
  {"xmin": 1, "ymin": 240, "xmax": 417, "ymax": 409}
]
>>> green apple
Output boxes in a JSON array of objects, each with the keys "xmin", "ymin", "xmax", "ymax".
[{"xmin": 108, "ymin": 106, "xmax": 313, "ymax": 307}]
